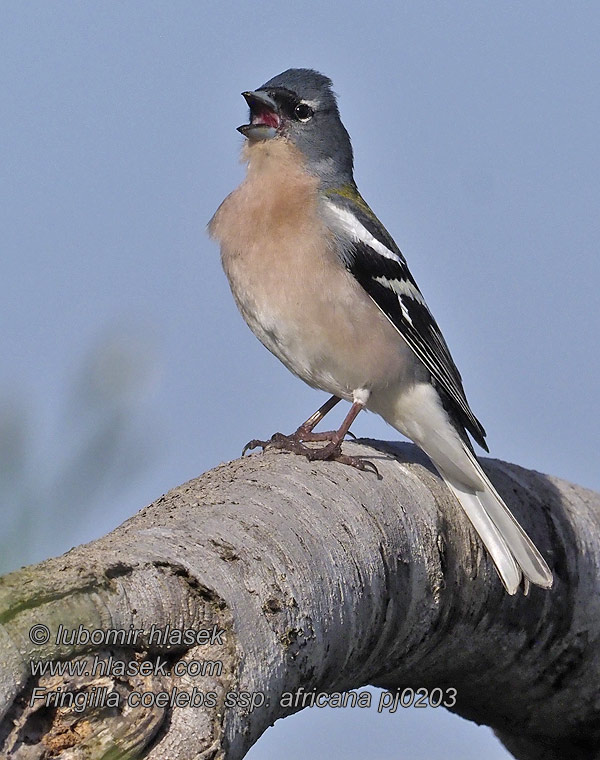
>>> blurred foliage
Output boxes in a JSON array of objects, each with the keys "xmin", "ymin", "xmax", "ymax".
[{"xmin": 0, "ymin": 326, "xmax": 162, "ymax": 575}]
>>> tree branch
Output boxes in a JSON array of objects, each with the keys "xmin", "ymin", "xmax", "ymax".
[{"xmin": 0, "ymin": 441, "xmax": 597, "ymax": 760}]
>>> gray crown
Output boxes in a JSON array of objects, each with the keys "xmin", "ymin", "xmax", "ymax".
[{"xmin": 257, "ymin": 68, "xmax": 354, "ymax": 189}]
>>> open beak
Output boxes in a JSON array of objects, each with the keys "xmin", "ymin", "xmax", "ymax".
[{"xmin": 237, "ymin": 90, "xmax": 280, "ymax": 141}]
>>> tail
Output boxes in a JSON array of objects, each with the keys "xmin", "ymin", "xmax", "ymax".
[
  {"xmin": 437, "ymin": 444, "xmax": 553, "ymax": 594},
  {"xmin": 374, "ymin": 384, "xmax": 553, "ymax": 594}
]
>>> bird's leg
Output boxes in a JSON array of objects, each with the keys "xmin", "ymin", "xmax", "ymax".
[
  {"xmin": 287, "ymin": 394, "xmax": 344, "ymax": 441},
  {"xmin": 244, "ymin": 394, "xmax": 355, "ymax": 453},
  {"xmin": 242, "ymin": 395, "xmax": 341, "ymax": 456},
  {"xmin": 300, "ymin": 401, "xmax": 379, "ymax": 475},
  {"xmin": 243, "ymin": 399, "xmax": 380, "ymax": 478}
]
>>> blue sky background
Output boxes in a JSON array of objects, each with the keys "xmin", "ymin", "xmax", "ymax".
[{"xmin": 2, "ymin": 3, "xmax": 598, "ymax": 758}]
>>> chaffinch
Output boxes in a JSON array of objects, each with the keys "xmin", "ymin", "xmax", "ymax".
[{"xmin": 209, "ymin": 68, "xmax": 553, "ymax": 595}]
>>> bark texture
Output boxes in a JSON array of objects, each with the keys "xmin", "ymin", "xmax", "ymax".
[{"xmin": 0, "ymin": 440, "xmax": 598, "ymax": 760}]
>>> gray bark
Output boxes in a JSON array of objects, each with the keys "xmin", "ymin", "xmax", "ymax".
[{"xmin": 0, "ymin": 440, "xmax": 598, "ymax": 760}]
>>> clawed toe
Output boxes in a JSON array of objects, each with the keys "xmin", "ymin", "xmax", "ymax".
[
  {"xmin": 242, "ymin": 433, "xmax": 309, "ymax": 457},
  {"xmin": 243, "ymin": 432, "xmax": 380, "ymax": 479},
  {"xmin": 304, "ymin": 443, "xmax": 380, "ymax": 478},
  {"xmin": 334, "ymin": 453, "xmax": 381, "ymax": 479},
  {"xmin": 242, "ymin": 438, "xmax": 271, "ymax": 456},
  {"xmin": 242, "ymin": 400, "xmax": 379, "ymax": 478}
]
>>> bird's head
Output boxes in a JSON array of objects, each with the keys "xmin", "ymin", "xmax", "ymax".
[{"xmin": 237, "ymin": 68, "xmax": 354, "ymax": 187}]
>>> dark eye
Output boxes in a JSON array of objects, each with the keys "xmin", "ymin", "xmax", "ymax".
[{"xmin": 294, "ymin": 103, "xmax": 314, "ymax": 122}]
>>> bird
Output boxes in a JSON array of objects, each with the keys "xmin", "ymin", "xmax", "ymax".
[{"xmin": 208, "ymin": 68, "xmax": 553, "ymax": 595}]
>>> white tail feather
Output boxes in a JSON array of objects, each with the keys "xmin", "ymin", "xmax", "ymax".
[
  {"xmin": 374, "ymin": 382, "xmax": 553, "ymax": 594},
  {"xmin": 436, "ymin": 444, "xmax": 553, "ymax": 594},
  {"xmin": 442, "ymin": 478, "xmax": 522, "ymax": 594}
]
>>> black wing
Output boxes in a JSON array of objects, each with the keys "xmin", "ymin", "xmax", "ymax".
[{"xmin": 329, "ymin": 195, "xmax": 487, "ymax": 449}]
